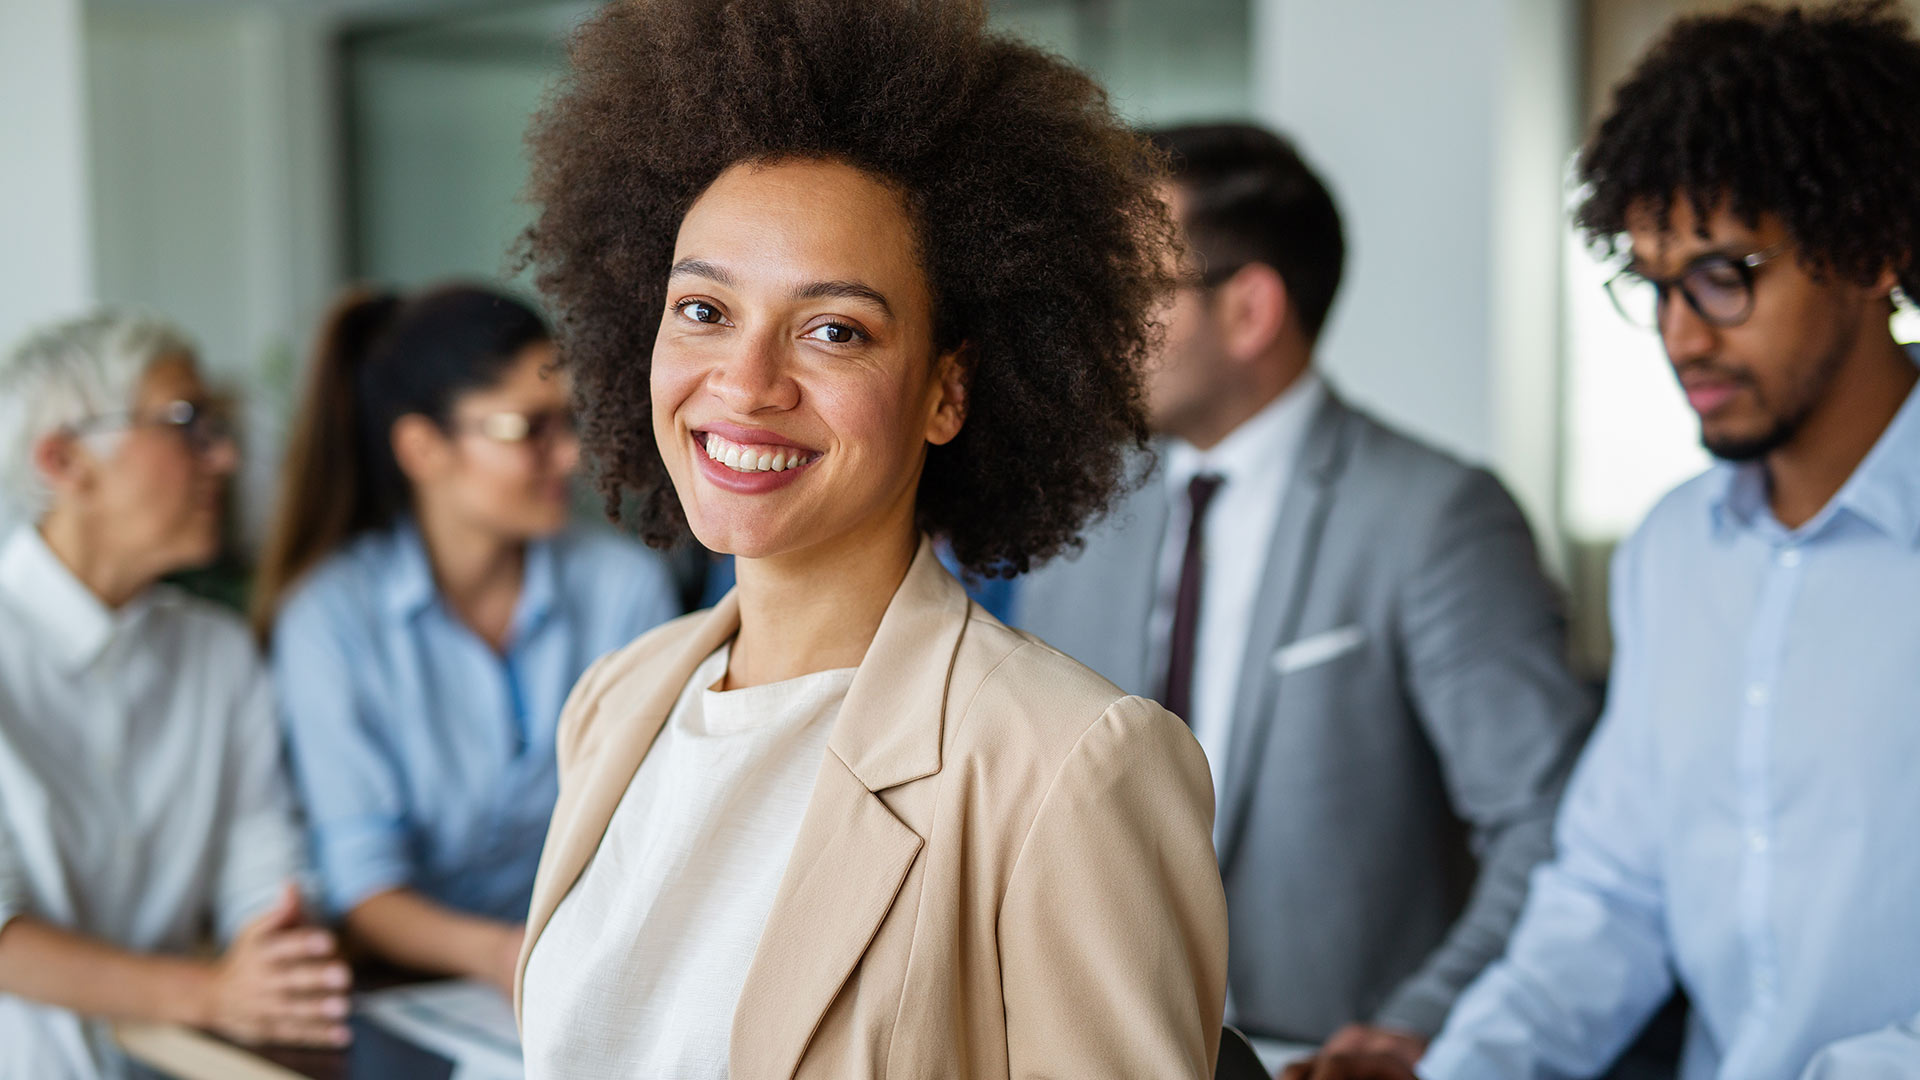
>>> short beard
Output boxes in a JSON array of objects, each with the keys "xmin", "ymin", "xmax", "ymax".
[{"xmin": 1701, "ymin": 320, "xmax": 1855, "ymax": 462}]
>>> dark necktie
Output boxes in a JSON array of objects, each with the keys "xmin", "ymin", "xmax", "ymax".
[{"xmin": 1162, "ymin": 472, "xmax": 1224, "ymax": 725}]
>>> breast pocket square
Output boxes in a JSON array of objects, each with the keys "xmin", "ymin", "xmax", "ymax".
[{"xmin": 1271, "ymin": 625, "xmax": 1368, "ymax": 674}]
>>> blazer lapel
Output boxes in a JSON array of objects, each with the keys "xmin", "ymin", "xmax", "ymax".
[
  {"xmin": 728, "ymin": 758, "xmax": 923, "ymax": 1079},
  {"xmin": 729, "ymin": 538, "xmax": 969, "ymax": 1077},
  {"xmin": 1215, "ymin": 393, "xmax": 1351, "ymax": 869}
]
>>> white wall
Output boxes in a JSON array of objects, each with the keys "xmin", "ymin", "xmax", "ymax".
[
  {"xmin": 85, "ymin": 6, "xmax": 344, "ymax": 546},
  {"xmin": 1, "ymin": 0, "xmax": 95, "ymax": 356},
  {"xmin": 1253, "ymin": 0, "xmax": 1578, "ymax": 563},
  {"xmin": 995, "ymin": 0, "xmax": 1252, "ymax": 124}
]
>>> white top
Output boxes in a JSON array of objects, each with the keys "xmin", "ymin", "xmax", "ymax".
[
  {"xmin": 522, "ymin": 645, "xmax": 853, "ymax": 1080},
  {"xmin": 1149, "ymin": 372, "xmax": 1325, "ymax": 809},
  {"xmin": 0, "ymin": 527, "xmax": 307, "ymax": 1080}
]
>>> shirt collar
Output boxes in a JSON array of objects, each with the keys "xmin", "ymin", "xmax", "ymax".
[
  {"xmin": 383, "ymin": 520, "xmax": 440, "ymax": 620},
  {"xmin": 0, "ymin": 525, "xmax": 151, "ymax": 670},
  {"xmin": 1709, "ymin": 345, "xmax": 1920, "ymax": 545},
  {"xmin": 1165, "ymin": 370, "xmax": 1326, "ymax": 494},
  {"xmin": 381, "ymin": 518, "xmax": 560, "ymax": 641}
]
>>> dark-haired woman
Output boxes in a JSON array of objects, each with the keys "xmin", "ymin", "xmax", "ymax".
[
  {"xmin": 256, "ymin": 285, "xmax": 679, "ymax": 993},
  {"xmin": 510, "ymin": 1, "xmax": 1227, "ymax": 1076}
]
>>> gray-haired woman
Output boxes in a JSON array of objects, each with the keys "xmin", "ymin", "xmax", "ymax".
[{"xmin": 0, "ymin": 311, "xmax": 350, "ymax": 1079}]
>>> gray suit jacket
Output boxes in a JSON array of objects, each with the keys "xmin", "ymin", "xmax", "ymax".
[{"xmin": 1015, "ymin": 387, "xmax": 1596, "ymax": 1041}]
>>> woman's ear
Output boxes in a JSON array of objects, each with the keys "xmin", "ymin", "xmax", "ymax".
[
  {"xmin": 926, "ymin": 346, "xmax": 970, "ymax": 447},
  {"xmin": 30, "ymin": 430, "xmax": 90, "ymax": 499},
  {"xmin": 390, "ymin": 414, "xmax": 451, "ymax": 485}
]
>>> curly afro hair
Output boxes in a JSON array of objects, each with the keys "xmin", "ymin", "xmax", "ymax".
[
  {"xmin": 1577, "ymin": 0, "xmax": 1920, "ymax": 298},
  {"xmin": 517, "ymin": 0, "xmax": 1175, "ymax": 576}
]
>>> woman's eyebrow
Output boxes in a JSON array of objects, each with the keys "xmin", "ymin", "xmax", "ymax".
[
  {"xmin": 793, "ymin": 279, "xmax": 893, "ymax": 316},
  {"xmin": 668, "ymin": 258, "xmax": 737, "ymax": 287}
]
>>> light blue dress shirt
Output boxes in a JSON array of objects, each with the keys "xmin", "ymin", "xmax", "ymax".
[
  {"xmin": 1422, "ymin": 360, "xmax": 1920, "ymax": 1080},
  {"xmin": 273, "ymin": 522, "xmax": 679, "ymax": 923}
]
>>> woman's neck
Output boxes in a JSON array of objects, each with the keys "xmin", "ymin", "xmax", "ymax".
[
  {"xmin": 36, "ymin": 510, "xmax": 151, "ymax": 610},
  {"xmin": 413, "ymin": 505, "xmax": 525, "ymax": 652},
  {"xmin": 726, "ymin": 512, "xmax": 920, "ymax": 690}
]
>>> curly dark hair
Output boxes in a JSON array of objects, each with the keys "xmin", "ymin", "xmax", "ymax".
[
  {"xmin": 517, "ymin": 0, "xmax": 1174, "ymax": 576},
  {"xmin": 1577, "ymin": 0, "xmax": 1920, "ymax": 298}
]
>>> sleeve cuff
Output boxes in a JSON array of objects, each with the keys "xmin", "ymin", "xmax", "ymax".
[
  {"xmin": 313, "ymin": 817, "xmax": 414, "ymax": 919},
  {"xmin": 1373, "ymin": 979, "xmax": 1456, "ymax": 1040}
]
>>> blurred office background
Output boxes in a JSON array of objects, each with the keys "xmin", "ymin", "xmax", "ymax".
[{"xmin": 7, "ymin": 0, "xmax": 1914, "ymax": 671}]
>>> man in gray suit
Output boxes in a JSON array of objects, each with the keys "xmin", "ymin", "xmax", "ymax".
[{"xmin": 1015, "ymin": 123, "xmax": 1596, "ymax": 1068}]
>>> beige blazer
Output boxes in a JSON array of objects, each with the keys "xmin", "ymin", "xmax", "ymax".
[{"xmin": 515, "ymin": 537, "xmax": 1227, "ymax": 1078}]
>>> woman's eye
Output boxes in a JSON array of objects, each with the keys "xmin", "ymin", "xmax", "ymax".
[
  {"xmin": 677, "ymin": 300, "xmax": 723, "ymax": 324},
  {"xmin": 805, "ymin": 322, "xmax": 863, "ymax": 344}
]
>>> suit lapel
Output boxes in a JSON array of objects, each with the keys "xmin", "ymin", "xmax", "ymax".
[
  {"xmin": 730, "ymin": 538, "xmax": 969, "ymax": 1076},
  {"xmin": 1045, "ymin": 453, "xmax": 1169, "ymax": 696},
  {"xmin": 1216, "ymin": 394, "xmax": 1351, "ymax": 869}
]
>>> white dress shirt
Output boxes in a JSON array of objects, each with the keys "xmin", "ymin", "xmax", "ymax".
[
  {"xmin": 521, "ymin": 645, "xmax": 853, "ymax": 1080},
  {"xmin": 0, "ymin": 526, "xmax": 308, "ymax": 1080},
  {"xmin": 1150, "ymin": 372, "xmax": 1325, "ymax": 806}
]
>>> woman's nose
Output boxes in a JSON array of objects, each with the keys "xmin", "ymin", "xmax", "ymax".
[
  {"xmin": 200, "ymin": 433, "xmax": 240, "ymax": 476},
  {"xmin": 706, "ymin": 333, "xmax": 800, "ymax": 413},
  {"xmin": 551, "ymin": 428, "xmax": 582, "ymax": 475}
]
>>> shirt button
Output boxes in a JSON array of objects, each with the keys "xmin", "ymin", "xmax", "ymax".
[
  {"xmin": 1777, "ymin": 547, "xmax": 1802, "ymax": 568},
  {"xmin": 1747, "ymin": 830, "xmax": 1770, "ymax": 854},
  {"xmin": 1755, "ymin": 972, "xmax": 1775, "ymax": 994},
  {"xmin": 1746, "ymin": 684, "xmax": 1770, "ymax": 707}
]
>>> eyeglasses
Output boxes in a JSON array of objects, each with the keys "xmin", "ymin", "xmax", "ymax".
[
  {"xmin": 68, "ymin": 399, "xmax": 234, "ymax": 455},
  {"xmin": 1604, "ymin": 242, "xmax": 1790, "ymax": 331},
  {"xmin": 455, "ymin": 408, "xmax": 577, "ymax": 449}
]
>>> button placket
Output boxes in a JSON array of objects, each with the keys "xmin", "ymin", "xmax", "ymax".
[{"xmin": 1734, "ymin": 539, "xmax": 1806, "ymax": 1017}]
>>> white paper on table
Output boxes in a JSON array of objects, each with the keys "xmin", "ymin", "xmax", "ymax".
[{"xmin": 356, "ymin": 979, "xmax": 523, "ymax": 1080}]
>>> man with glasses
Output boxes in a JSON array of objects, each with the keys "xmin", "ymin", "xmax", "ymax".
[
  {"xmin": 1016, "ymin": 123, "xmax": 1596, "ymax": 1068},
  {"xmin": 1290, "ymin": 5, "xmax": 1920, "ymax": 1079}
]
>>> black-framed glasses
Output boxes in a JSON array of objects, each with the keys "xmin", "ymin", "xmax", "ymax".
[
  {"xmin": 1604, "ymin": 241, "xmax": 1790, "ymax": 331},
  {"xmin": 455, "ymin": 408, "xmax": 577, "ymax": 449},
  {"xmin": 67, "ymin": 399, "xmax": 234, "ymax": 455}
]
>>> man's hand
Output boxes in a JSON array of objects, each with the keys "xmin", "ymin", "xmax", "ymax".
[
  {"xmin": 1322, "ymin": 1024, "xmax": 1428, "ymax": 1065},
  {"xmin": 197, "ymin": 884, "xmax": 352, "ymax": 1047},
  {"xmin": 1280, "ymin": 1026, "xmax": 1428, "ymax": 1080},
  {"xmin": 1279, "ymin": 1050, "xmax": 1422, "ymax": 1080}
]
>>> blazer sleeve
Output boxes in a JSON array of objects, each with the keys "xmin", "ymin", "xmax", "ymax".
[
  {"xmin": 1378, "ymin": 467, "xmax": 1599, "ymax": 1035},
  {"xmin": 997, "ymin": 696, "xmax": 1228, "ymax": 1079}
]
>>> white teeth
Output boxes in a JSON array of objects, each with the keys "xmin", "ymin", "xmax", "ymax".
[{"xmin": 700, "ymin": 432, "xmax": 812, "ymax": 474}]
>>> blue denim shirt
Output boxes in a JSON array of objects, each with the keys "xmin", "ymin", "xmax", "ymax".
[
  {"xmin": 1423, "ymin": 357, "xmax": 1920, "ymax": 1080},
  {"xmin": 272, "ymin": 522, "xmax": 679, "ymax": 922}
]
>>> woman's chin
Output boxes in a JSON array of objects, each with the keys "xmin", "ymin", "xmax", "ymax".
[{"xmin": 685, "ymin": 512, "xmax": 803, "ymax": 563}]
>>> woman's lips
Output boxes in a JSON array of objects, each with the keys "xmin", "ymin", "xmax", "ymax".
[{"xmin": 690, "ymin": 430, "xmax": 820, "ymax": 494}]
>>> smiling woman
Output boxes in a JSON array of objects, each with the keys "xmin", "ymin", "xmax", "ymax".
[{"xmin": 509, "ymin": 0, "xmax": 1227, "ymax": 1078}]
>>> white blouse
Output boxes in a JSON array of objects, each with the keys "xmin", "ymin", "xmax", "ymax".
[
  {"xmin": 522, "ymin": 645, "xmax": 853, "ymax": 1080},
  {"xmin": 0, "ymin": 527, "xmax": 307, "ymax": 1079}
]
